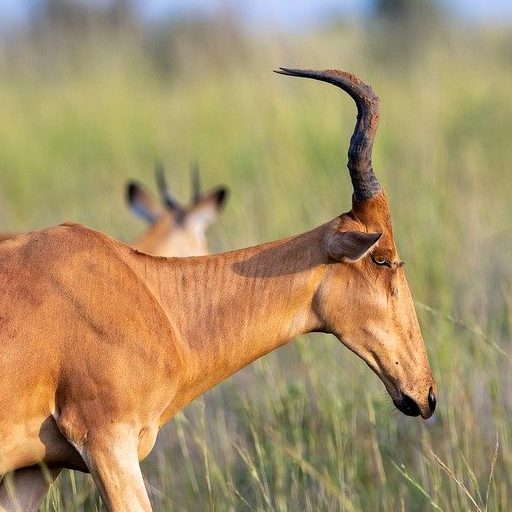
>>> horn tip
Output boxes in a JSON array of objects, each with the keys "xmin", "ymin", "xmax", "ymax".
[{"xmin": 274, "ymin": 67, "xmax": 308, "ymax": 77}]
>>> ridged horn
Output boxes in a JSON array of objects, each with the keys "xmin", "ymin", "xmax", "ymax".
[
  {"xmin": 275, "ymin": 68, "xmax": 382, "ymax": 201},
  {"xmin": 154, "ymin": 162, "xmax": 184, "ymax": 215}
]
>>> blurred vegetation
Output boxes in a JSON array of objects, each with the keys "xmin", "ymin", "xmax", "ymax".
[{"xmin": 0, "ymin": 0, "xmax": 512, "ymax": 510}]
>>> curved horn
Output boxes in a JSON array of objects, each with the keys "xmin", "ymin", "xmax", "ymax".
[
  {"xmin": 274, "ymin": 68, "xmax": 382, "ymax": 201},
  {"xmin": 154, "ymin": 162, "xmax": 183, "ymax": 214},
  {"xmin": 191, "ymin": 161, "xmax": 201, "ymax": 204}
]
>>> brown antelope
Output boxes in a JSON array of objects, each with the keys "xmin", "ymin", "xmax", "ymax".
[
  {"xmin": 0, "ymin": 68, "xmax": 436, "ymax": 511},
  {"xmin": 127, "ymin": 163, "xmax": 228, "ymax": 257}
]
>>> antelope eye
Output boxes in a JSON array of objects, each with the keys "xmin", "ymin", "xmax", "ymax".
[{"xmin": 372, "ymin": 255, "xmax": 390, "ymax": 267}]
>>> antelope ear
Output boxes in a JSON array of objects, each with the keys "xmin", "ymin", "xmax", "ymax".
[
  {"xmin": 325, "ymin": 231, "xmax": 382, "ymax": 262},
  {"xmin": 186, "ymin": 186, "xmax": 229, "ymax": 230},
  {"xmin": 126, "ymin": 182, "xmax": 164, "ymax": 224}
]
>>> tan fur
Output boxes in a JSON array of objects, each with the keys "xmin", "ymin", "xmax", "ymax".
[
  {"xmin": 128, "ymin": 179, "xmax": 227, "ymax": 257},
  {"xmin": 130, "ymin": 213, "xmax": 209, "ymax": 257},
  {"xmin": 0, "ymin": 233, "xmax": 17, "ymax": 243}
]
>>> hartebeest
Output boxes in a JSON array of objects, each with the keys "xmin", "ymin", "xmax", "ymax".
[
  {"xmin": 127, "ymin": 163, "xmax": 228, "ymax": 257},
  {"xmin": 0, "ymin": 69, "xmax": 436, "ymax": 511}
]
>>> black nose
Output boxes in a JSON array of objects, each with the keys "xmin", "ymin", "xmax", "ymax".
[
  {"xmin": 428, "ymin": 387, "xmax": 436, "ymax": 414},
  {"xmin": 397, "ymin": 393, "xmax": 421, "ymax": 417}
]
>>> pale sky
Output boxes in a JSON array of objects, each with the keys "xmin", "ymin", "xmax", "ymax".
[{"xmin": 1, "ymin": 0, "xmax": 512, "ymax": 29}]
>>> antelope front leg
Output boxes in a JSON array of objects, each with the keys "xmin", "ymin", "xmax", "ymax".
[
  {"xmin": 0, "ymin": 466, "xmax": 61, "ymax": 512},
  {"xmin": 79, "ymin": 426, "xmax": 152, "ymax": 512}
]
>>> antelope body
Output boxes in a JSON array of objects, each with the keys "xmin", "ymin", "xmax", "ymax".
[
  {"xmin": 0, "ymin": 69, "xmax": 436, "ymax": 511},
  {"xmin": 0, "ymin": 234, "xmax": 17, "ymax": 243}
]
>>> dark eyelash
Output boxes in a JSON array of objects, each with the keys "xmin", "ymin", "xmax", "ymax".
[{"xmin": 371, "ymin": 255, "xmax": 392, "ymax": 268}]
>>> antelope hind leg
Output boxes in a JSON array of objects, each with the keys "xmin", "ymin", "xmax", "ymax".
[{"xmin": 0, "ymin": 466, "xmax": 62, "ymax": 512}]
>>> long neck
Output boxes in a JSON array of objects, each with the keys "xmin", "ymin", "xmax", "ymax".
[{"xmin": 136, "ymin": 223, "xmax": 332, "ymax": 414}]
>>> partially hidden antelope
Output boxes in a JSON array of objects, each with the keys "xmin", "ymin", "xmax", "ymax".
[
  {"xmin": 127, "ymin": 163, "xmax": 228, "ymax": 257},
  {"xmin": 0, "ymin": 69, "xmax": 436, "ymax": 512},
  {"xmin": 0, "ymin": 165, "xmax": 228, "ymax": 258}
]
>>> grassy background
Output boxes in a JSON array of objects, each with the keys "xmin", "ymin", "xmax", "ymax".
[{"xmin": 1, "ymin": 8, "xmax": 512, "ymax": 511}]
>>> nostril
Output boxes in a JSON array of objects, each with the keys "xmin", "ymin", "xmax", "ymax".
[
  {"xmin": 428, "ymin": 386, "xmax": 436, "ymax": 414},
  {"xmin": 400, "ymin": 394, "xmax": 421, "ymax": 417}
]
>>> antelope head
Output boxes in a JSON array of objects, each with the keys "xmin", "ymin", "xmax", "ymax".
[
  {"xmin": 126, "ymin": 163, "xmax": 228, "ymax": 257},
  {"xmin": 277, "ymin": 68, "xmax": 436, "ymax": 419}
]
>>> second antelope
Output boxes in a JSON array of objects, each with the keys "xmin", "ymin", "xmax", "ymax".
[
  {"xmin": 0, "ymin": 165, "xmax": 228, "ymax": 257},
  {"xmin": 127, "ymin": 163, "xmax": 228, "ymax": 256},
  {"xmin": 0, "ymin": 68, "xmax": 436, "ymax": 511}
]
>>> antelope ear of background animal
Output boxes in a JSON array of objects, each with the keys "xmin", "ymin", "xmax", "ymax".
[
  {"xmin": 126, "ymin": 181, "xmax": 164, "ymax": 224},
  {"xmin": 325, "ymin": 231, "xmax": 382, "ymax": 262},
  {"xmin": 186, "ymin": 186, "xmax": 229, "ymax": 229}
]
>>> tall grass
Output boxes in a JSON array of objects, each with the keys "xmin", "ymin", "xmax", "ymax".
[{"xmin": 1, "ymin": 16, "xmax": 511, "ymax": 511}]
